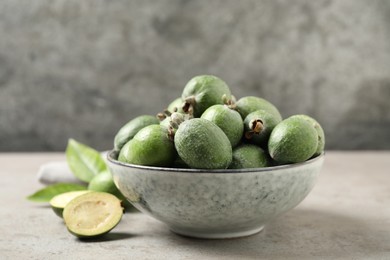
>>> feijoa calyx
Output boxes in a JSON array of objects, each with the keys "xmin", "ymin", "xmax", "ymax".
[
  {"xmin": 114, "ymin": 115, "xmax": 159, "ymax": 151},
  {"xmin": 50, "ymin": 190, "xmax": 92, "ymax": 218},
  {"xmin": 268, "ymin": 116, "xmax": 318, "ymax": 163},
  {"xmin": 244, "ymin": 110, "xmax": 282, "ymax": 147},
  {"xmin": 63, "ymin": 191, "xmax": 123, "ymax": 238},
  {"xmin": 118, "ymin": 124, "xmax": 176, "ymax": 167},
  {"xmin": 182, "ymin": 75, "xmax": 232, "ymax": 117},
  {"xmin": 174, "ymin": 118, "xmax": 232, "ymax": 169},
  {"xmin": 201, "ymin": 104, "xmax": 244, "ymax": 147}
]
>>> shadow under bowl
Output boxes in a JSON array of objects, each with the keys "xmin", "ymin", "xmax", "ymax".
[{"xmin": 107, "ymin": 151, "xmax": 324, "ymax": 239}]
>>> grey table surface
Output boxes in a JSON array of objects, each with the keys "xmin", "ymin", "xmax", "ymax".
[{"xmin": 1, "ymin": 151, "xmax": 389, "ymax": 260}]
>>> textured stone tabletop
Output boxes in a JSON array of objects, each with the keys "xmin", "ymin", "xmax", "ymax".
[{"xmin": 1, "ymin": 152, "xmax": 389, "ymax": 259}]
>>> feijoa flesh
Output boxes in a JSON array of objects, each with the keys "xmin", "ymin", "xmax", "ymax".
[
  {"xmin": 50, "ymin": 190, "xmax": 92, "ymax": 218},
  {"xmin": 201, "ymin": 104, "xmax": 244, "ymax": 147},
  {"xmin": 118, "ymin": 124, "xmax": 176, "ymax": 167},
  {"xmin": 182, "ymin": 75, "xmax": 232, "ymax": 117},
  {"xmin": 174, "ymin": 118, "xmax": 232, "ymax": 169},
  {"xmin": 63, "ymin": 192, "xmax": 123, "ymax": 238},
  {"xmin": 268, "ymin": 116, "xmax": 318, "ymax": 163},
  {"xmin": 114, "ymin": 115, "xmax": 159, "ymax": 151}
]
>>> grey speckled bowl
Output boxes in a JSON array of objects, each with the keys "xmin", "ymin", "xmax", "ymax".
[{"xmin": 107, "ymin": 151, "xmax": 324, "ymax": 239}]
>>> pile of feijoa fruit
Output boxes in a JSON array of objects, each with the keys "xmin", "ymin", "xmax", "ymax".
[{"xmin": 114, "ymin": 75, "xmax": 325, "ymax": 169}]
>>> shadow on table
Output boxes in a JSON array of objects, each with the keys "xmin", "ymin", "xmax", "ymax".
[
  {"xmin": 168, "ymin": 208, "xmax": 390, "ymax": 258},
  {"xmin": 77, "ymin": 232, "xmax": 136, "ymax": 243}
]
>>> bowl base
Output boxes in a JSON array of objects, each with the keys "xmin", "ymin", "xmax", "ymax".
[{"xmin": 169, "ymin": 225, "xmax": 264, "ymax": 239}]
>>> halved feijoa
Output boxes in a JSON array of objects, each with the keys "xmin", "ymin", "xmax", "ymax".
[
  {"xmin": 50, "ymin": 190, "xmax": 92, "ymax": 218},
  {"xmin": 63, "ymin": 192, "xmax": 123, "ymax": 238}
]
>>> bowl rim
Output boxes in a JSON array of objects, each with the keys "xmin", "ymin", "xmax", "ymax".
[{"xmin": 107, "ymin": 150, "xmax": 325, "ymax": 174}]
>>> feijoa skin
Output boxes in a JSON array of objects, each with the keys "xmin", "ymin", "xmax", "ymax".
[
  {"xmin": 63, "ymin": 192, "xmax": 123, "ymax": 238},
  {"xmin": 229, "ymin": 144, "xmax": 270, "ymax": 169},
  {"xmin": 290, "ymin": 114, "xmax": 325, "ymax": 156},
  {"xmin": 244, "ymin": 110, "xmax": 282, "ymax": 148},
  {"xmin": 236, "ymin": 96, "xmax": 282, "ymax": 122},
  {"xmin": 159, "ymin": 116, "xmax": 171, "ymax": 129},
  {"xmin": 114, "ymin": 115, "xmax": 159, "ymax": 151},
  {"xmin": 88, "ymin": 170, "xmax": 119, "ymax": 195},
  {"xmin": 268, "ymin": 116, "xmax": 318, "ymax": 164},
  {"xmin": 174, "ymin": 118, "xmax": 232, "ymax": 169},
  {"xmin": 181, "ymin": 75, "xmax": 232, "ymax": 117},
  {"xmin": 172, "ymin": 155, "xmax": 190, "ymax": 169},
  {"xmin": 167, "ymin": 97, "xmax": 185, "ymax": 113},
  {"xmin": 201, "ymin": 104, "xmax": 244, "ymax": 147},
  {"xmin": 118, "ymin": 125, "xmax": 176, "ymax": 167}
]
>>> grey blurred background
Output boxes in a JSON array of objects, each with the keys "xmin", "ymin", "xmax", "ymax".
[{"xmin": 1, "ymin": 0, "xmax": 390, "ymax": 151}]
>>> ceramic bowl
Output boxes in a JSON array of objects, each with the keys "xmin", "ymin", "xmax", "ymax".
[{"xmin": 107, "ymin": 151, "xmax": 324, "ymax": 239}]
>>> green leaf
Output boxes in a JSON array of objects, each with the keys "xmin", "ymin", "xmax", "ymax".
[
  {"xmin": 27, "ymin": 183, "xmax": 87, "ymax": 202},
  {"xmin": 66, "ymin": 139, "xmax": 107, "ymax": 183}
]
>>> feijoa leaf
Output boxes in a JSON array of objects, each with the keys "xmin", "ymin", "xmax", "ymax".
[
  {"xmin": 27, "ymin": 183, "xmax": 87, "ymax": 202},
  {"xmin": 66, "ymin": 139, "xmax": 107, "ymax": 182}
]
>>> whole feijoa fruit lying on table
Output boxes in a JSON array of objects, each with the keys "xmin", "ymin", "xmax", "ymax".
[{"xmin": 114, "ymin": 74, "xmax": 325, "ymax": 169}]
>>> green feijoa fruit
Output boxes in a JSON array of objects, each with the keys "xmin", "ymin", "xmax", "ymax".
[
  {"xmin": 229, "ymin": 144, "xmax": 270, "ymax": 169},
  {"xmin": 167, "ymin": 97, "xmax": 185, "ymax": 113},
  {"xmin": 201, "ymin": 104, "xmax": 244, "ymax": 147},
  {"xmin": 114, "ymin": 115, "xmax": 159, "ymax": 151},
  {"xmin": 290, "ymin": 114, "xmax": 325, "ymax": 156},
  {"xmin": 182, "ymin": 75, "xmax": 232, "ymax": 117},
  {"xmin": 236, "ymin": 96, "xmax": 282, "ymax": 122},
  {"xmin": 268, "ymin": 116, "xmax": 318, "ymax": 164},
  {"xmin": 88, "ymin": 172, "xmax": 133, "ymax": 212},
  {"xmin": 244, "ymin": 110, "xmax": 282, "ymax": 147},
  {"xmin": 88, "ymin": 171, "xmax": 119, "ymax": 195},
  {"xmin": 118, "ymin": 125, "xmax": 175, "ymax": 167},
  {"xmin": 159, "ymin": 116, "xmax": 171, "ymax": 129},
  {"xmin": 175, "ymin": 118, "xmax": 232, "ymax": 169},
  {"xmin": 50, "ymin": 190, "xmax": 92, "ymax": 218},
  {"xmin": 172, "ymin": 155, "xmax": 190, "ymax": 169},
  {"xmin": 63, "ymin": 192, "xmax": 123, "ymax": 238}
]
